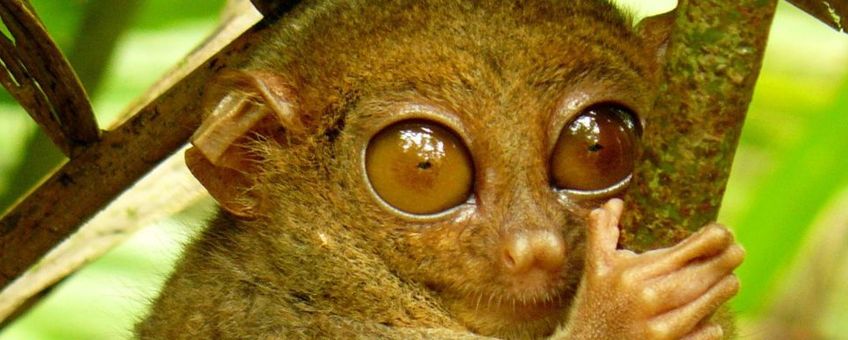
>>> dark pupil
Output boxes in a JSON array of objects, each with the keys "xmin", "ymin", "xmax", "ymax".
[
  {"xmin": 587, "ymin": 143, "xmax": 604, "ymax": 152},
  {"xmin": 417, "ymin": 161, "xmax": 432, "ymax": 169}
]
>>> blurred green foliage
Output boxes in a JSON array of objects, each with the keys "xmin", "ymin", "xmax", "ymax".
[
  {"xmin": 0, "ymin": 1, "xmax": 846, "ymax": 339},
  {"xmin": 720, "ymin": 2, "xmax": 848, "ymax": 334}
]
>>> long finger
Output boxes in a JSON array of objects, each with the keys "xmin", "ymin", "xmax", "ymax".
[
  {"xmin": 646, "ymin": 244, "xmax": 745, "ymax": 314},
  {"xmin": 648, "ymin": 275, "xmax": 740, "ymax": 339},
  {"xmin": 637, "ymin": 224, "xmax": 735, "ymax": 280},
  {"xmin": 586, "ymin": 199, "xmax": 623, "ymax": 274}
]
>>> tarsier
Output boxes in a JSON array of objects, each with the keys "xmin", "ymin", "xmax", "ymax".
[{"xmin": 137, "ymin": 0, "xmax": 745, "ymax": 339}]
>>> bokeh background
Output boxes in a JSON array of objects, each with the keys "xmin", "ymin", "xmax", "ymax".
[{"xmin": 0, "ymin": 0, "xmax": 846, "ymax": 338}]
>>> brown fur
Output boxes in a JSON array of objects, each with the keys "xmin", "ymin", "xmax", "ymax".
[{"xmin": 136, "ymin": 1, "xmax": 739, "ymax": 339}]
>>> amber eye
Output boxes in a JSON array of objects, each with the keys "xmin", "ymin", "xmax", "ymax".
[
  {"xmin": 550, "ymin": 105, "xmax": 640, "ymax": 191},
  {"xmin": 365, "ymin": 120, "xmax": 474, "ymax": 214}
]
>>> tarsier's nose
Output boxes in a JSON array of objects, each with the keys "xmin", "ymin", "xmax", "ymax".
[{"xmin": 501, "ymin": 230, "xmax": 566, "ymax": 274}]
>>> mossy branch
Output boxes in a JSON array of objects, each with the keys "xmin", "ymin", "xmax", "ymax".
[{"xmin": 622, "ymin": 0, "xmax": 778, "ymax": 249}]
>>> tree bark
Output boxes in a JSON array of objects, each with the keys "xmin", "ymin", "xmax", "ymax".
[
  {"xmin": 0, "ymin": 0, "xmax": 99, "ymax": 156},
  {"xmin": 622, "ymin": 0, "xmax": 778, "ymax": 250},
  {"xmin": 0, "ymin": 0, "xmax": 260, "ymax": 324},
  {"xmin": 0, "ymin": 0, "xmax": 142, "ymax": 214},
  {"xmin": 0, "ymin": 4, "xmax": 267, "ymax": 290}
]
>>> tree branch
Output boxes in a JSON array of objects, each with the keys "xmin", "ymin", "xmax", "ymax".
[
  {"xmin": 0, "ymin": 147, "xmax": 211, "ymax": 325},
  {"xmin": 0, "ymin": 3, "xmax": 270, "ymax": 290},
  {"xmin": 623, "ymin": 0, "xmax": 778, "ymax": 249},
  {"xmin": 786, "ymin": 0, "xmax": 847, "ymax": 34},
  {"xmin": 0, "ymin": 0, "xmax": 142, "ymax": 215},
  {"xmin": 0, "ymin": 0, "xmax": 261, "ymax": 323},
  {"xmin": 0, "ymin": 0, "xmax": 99, "ymax": 156}
]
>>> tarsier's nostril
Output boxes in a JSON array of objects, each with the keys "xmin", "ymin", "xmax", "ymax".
[
  {"xmin": 503, "ymin": 234, "xmax": 530, "ymax": 270},
  {"xmin": 502, "ymin": 230, "xmax": 566, "ymax": 273}
]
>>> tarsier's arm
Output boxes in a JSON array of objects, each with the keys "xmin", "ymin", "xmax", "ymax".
[{"xmin": 555, "ymin": 200, "xmax": 744, "ymax": 339}]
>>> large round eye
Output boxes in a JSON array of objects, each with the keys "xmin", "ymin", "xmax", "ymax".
[
  {"xmin": 550, "ymin": 105, "xmax": 640, "ymax": 191},
  {"xmin": 365, "ymin": 120, "xmax": 474, "ymax": 214}
]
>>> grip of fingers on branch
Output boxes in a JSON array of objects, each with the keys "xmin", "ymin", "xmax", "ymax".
[{"xmin": 0, "ymin": 0, "xmax": 99, "ymax": 156}]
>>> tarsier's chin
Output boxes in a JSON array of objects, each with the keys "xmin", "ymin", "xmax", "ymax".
[{"xmin": 137, "ymin": 1, "xmax": 742, "ymax": 339}]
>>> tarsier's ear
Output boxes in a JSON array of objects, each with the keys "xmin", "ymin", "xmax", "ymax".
[
  {"xmin": 635, "ymin": 9, "xmax": 677, "ymax": 65},
  {"xmin": 186, "ymin": 71, "xmax": 304, "ymax": 218}
]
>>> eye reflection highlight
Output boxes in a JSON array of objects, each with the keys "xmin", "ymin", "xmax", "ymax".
[
  {"xmin": 568, "ymin": 115, "xmax": 602, "ymax": 149},
  {"xmin": 399, "ymin": 127, "xmax": 446, "ymax": 170}
]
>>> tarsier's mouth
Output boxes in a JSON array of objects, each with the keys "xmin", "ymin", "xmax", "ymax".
[
  {"xmin": 455, "ymin": 276, "xmax": 570, "ymax": 323},
  {"xmin": 497, "ymin": 290, "xmax": 567, "ymax": 320},
  {"xmin": 496, "ymin": 293, "xmax": 565, "ymax": 322},
  {"xmin": 451, "ymin": 285, "xmax": 569, "ymax": 338}
]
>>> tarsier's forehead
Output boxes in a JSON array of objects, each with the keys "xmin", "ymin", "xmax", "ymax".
[
  {"xmin": 256, "ymin": 0, "xmax": 651, "ymax": 85},
  {"xmin": 248, "ymin": 0, "xmax": 656, "ymax": 137}
]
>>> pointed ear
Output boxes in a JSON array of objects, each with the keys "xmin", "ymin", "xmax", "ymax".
[
  {"xmin": 186, "ymin": 70, "xmax": 303, "ymax": 218},
  {"xmin": 636, "ymin": 9, "xmax": 677, "ymax": 65}
]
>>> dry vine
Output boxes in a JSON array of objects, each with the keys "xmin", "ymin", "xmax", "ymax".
[
  {"xmin": 0, "ymin": 0, "xmax": 261, "ymax": 323},
  {"xmin": 0, "ymin": 0, "xmax": 268, "ymax": 290},
  {"xmin": 0, "ymin": 0, "xmax": 99, "ymax": 156}
]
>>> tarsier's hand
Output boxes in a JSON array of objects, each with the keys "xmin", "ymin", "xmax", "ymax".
[{"xmin": 557, "ymin": 199, "xmax": 744, "ymax": 340}]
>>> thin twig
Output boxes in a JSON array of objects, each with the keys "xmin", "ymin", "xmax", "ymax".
[
  {"xmin": 0, "ymin": 0, "xmax": 271, "ymax": 292},
  {"xmin": 787, "ymin": 0, "xmax": 847, "ymax": 33},
  {"xmin": 0, "ymin": 0, "xmax": 261, "ymax": 323},
  {"xmin": 0, "ymin": 0, "xmax": 99, "ymax": 156},
  {"xmin": 0, "ymin": 147, "xmax": 211, "ymax": 325}
]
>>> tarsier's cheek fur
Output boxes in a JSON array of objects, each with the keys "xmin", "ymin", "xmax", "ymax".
[{"xmin": 136, "ymin": 1, "xmax": 687, "ymax": 339}]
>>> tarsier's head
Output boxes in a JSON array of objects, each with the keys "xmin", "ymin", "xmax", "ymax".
[{"xmin": 186, "ymin": 0, "xmax": 671, "ymax": 338}]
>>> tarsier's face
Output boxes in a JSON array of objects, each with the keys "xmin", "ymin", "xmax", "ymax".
[
  {"xmin": 243, "ymin": 1, "xmax": 659, "ymax": 338},
  {"xmin": 351, "ymin": 102, "xmax": 641, "ymax": 335}
]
